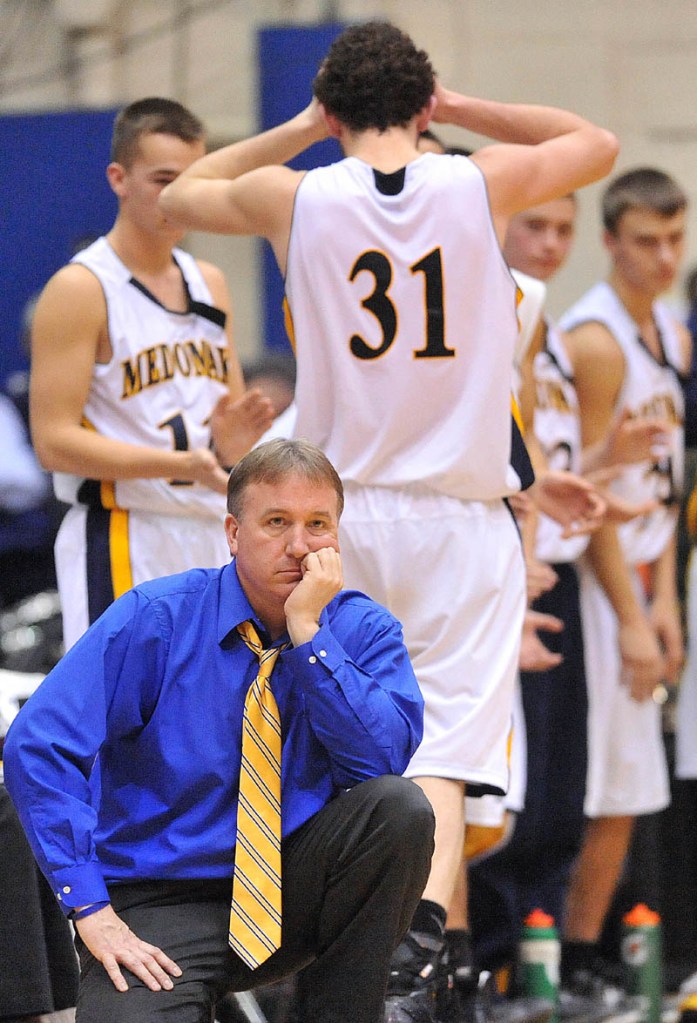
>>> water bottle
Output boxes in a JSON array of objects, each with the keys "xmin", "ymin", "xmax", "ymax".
[
  {"xmin": 621, "ymin": 903, "xmax": 663, "ymax": 1023},
  {"xmin": 519, "ymin": 908, "xmax": 560, "ymax": 1020}
]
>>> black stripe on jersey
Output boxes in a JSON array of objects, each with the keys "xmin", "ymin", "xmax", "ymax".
[
  {"xmin": 543, "ymin": 325, "xmax": 575, "ymax": 384},
  {"xmin": 128, "ymin": 271, "xmax": 227, "ymax": 328},
  {"xmin": 511, "ymin": 415, "xmax": 535, "ymax": 491},
  {"xmin": 373, "ymin": 167, "xmax": 406, "ymax": 195},
  {"xmin": 85, "ymin": 506, "xmax": 116, "ymax": 626},
  {"xmin": 77, "ymin": 479, "xmax": 103, "ymax": 508},
  {"xmin": 635, "ymin": 330, "xmax": 688, "ymax": 385},
  {"xmin": 188, "ymin": 300, "xmax": 226, "ymax": 328}
]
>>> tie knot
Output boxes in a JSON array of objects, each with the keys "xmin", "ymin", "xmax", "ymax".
[
  {"xmin": 237, "ymin": 620, "xmax": 290, "ymax": 663},
  {"xmin": 237, "ymin": 619, "xmax": 264, "ymax": 658}
]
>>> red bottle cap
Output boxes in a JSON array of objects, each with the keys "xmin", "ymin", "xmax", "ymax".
[
  {"xmin": 623, "ymin": 903, "xmax": 661, "ymax": 926},
  {"xmin": 524, "ymin": 908, "xmax": 556, "ymax": 928}
]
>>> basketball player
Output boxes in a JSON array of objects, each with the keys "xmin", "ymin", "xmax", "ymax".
[
  {"xmin": 159, "ymin": 20, "xmax": 618, "ymax": 1021},
  {"xmin": 29, "ymin": 98, "xmax": 274, "ymax": 648},
  {"xmin": 558, "ymin": 167, "xmax": 690, "ymax": 995}
]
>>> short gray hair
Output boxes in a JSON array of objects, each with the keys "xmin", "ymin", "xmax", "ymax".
[{"xmin": 227, "ymin": 439, "xmax": 344, "ymax": 518}]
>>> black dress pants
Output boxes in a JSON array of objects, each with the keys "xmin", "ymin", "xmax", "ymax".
[{"xmin": 75, "ymin": 775, "xmax": 434, "ymax": 1023}]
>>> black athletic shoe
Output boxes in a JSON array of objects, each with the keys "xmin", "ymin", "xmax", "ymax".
[
  {"xmin": 384, "ymin": 929, "xmax": 446, "ymax": 1023},
  {"xmin": 443, "ymin": 971, "xmax": 556, "ymax": 1023},
  {"xmin": 385, "ymin": 988, "xmax": 440, "ymax": 1023},
  {"xmin": 489, "ymin": 994, "xmax": 556, "ymax": 1023},
  {"xmin": 559, "ymin": 970, "xmax": 643, "ymax": 1023}
]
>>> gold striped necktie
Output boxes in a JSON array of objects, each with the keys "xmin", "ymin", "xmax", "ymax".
[{"xmin": 230, "ymin": 619, "xmax": 289, "ymax": 968}]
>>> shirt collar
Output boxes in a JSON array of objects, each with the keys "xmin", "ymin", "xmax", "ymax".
[
  {"xmin": 217, "ymin": 560, "xmax": 258, "ymax": 645},
  {"xmin": 216, "ymin": 560, "xmax": 292, "ymax": 647}
]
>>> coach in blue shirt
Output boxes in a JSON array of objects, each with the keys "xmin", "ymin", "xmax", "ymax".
[{"xmin": 4, "ymin": 438, "xmax": 432, "ymax": 1023}]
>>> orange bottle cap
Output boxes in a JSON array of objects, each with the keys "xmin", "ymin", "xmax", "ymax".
[
  {"xmin": 623, "ymin": 903, "xmax": 661, "ymax": 926},
  {"xmin": 524, "ymin": 908, "xmax": 556, "ymax": 928}
]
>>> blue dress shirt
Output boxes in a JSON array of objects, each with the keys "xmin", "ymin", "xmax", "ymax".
[{"xmin": 4, "ymin": 561, "xmax": 423, "ymax": 915}]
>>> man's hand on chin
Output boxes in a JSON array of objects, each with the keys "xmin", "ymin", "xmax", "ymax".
[{"xmin": 284, "ymin": 548, "xmax": 343, "ymax": 646}]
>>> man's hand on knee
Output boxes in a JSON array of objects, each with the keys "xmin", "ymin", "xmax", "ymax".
[{"xmin": 75, "ymin": 904, "xmax": 183, "ymax": 993}]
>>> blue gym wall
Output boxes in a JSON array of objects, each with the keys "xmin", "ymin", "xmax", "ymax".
[
  {"xmin": 258, "ymin": 23, "xmax": 344, "ymax": 352},
  {"xmin": 0, "ymin": 109, "xmax": 117, "ymax": 390}
]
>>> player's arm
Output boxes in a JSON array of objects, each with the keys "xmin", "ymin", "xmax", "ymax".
[
  {"xmin": 159, "ymin": 101, "xmax": 328, "ymax": 269},
  {"xmin": 582, "ymin": 407, "xmax": 673, "ymax": 475},
  {"xmin": 567, "ymin": 322, "xmax": 664, "ymax": 700},
  {"xmin": 649, "ymin": 531, "xmax": 683, "ymax": 685},
  {"xmin": 432, "ymin": 84, "xmax": 618, "ymax": 231},
  {"xmin": 198, "ymin": 261, "xmax": 275, "ymax": 466},
  {"xmin": 644, "ymin": 317, "xmax": 690, "ymax": 685},
  {"xmin": 677, "ymin": 320, "xmax": 694, "ymax": 378},
  {"xmin": 30, "ymin": 265, "xmax": 228, "ymax": 493}
]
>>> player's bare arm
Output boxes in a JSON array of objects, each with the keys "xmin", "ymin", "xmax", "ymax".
[
  {"xmin": 30, "ymin": 264, "xmax": 229, "ymax": 493},
  {"xmin": 567, "ymin": 320, "xmax": 663, "ymax": 700},
  {"xmin": 582, "ymin": 407, "xmax": 673, "ymax": 474},
  {"xmin": 160, "ymin": 101, "xmax": 328, "ymax": 268},
  {"xmin": 431, "ymin": 83, "xmax": 618, "ymax": 228},
  {"xmin": 649, "ymin": 534, "xmax": 684, "ymax": 684}
]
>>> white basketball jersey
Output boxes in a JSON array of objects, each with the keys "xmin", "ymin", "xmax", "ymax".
[
  {"xmin": 54, "ymin": 237, "xmax": 229, "ymax": 519},
  {"xmin": 560, "ymin": 281, "xmax": 684, "ymax": 564},
  {"xmin": 533, "ymin": 320, "xmax": 589, "ymax": 565},
  {"xmin": 285, "ymin": 153, "xmax": 526, "ymax": 500},
  {"xmin": 512, "ymin": 269, "xmax": 547, "ymax": 380}
]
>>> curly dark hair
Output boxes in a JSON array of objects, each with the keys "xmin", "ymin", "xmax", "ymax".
[{"xmin": 313, "ymin": 21, "xmax": 435, "ymax": 133}]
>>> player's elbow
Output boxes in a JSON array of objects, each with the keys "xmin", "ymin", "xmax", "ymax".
[
  {"xmin": 595, "ymin": 128, "xmax": 620, "ymax": 177},
  {"xmin": 158, "ymin": 183, "xmax": 190, "ymax": 228},
  {"xmin": 31, "ymin": 426, "xmax": 71, "ymax": 474}
]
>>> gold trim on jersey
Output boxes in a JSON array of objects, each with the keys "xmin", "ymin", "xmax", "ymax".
[
  {"xmin": 100, "ymin": 480, "xmax": 116, "ymax": 510},
  {"xmin": 511, "ymin": 393, "xmax": 524, "ymax": 434},
  {"xmin": 283, "ymin": 298, "xmax": 297, "ymax": 354},
  {"xmin": 109, "ymin": 507, "xmax": 134, "ymax": 599}
]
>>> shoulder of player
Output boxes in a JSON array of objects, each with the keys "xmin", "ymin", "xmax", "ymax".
[
  {"xmin": 671, "ymin": 318, "xmax": 692, "ymax": 374},
  {"xmin": 195, "ymin": 259, "xmax": 230, "ymax": 308},
  {"xmin": 32, "ymin": 261, "xmax": 106, "ymax": 331},
  {"xmin": 564, "ymin": 321, "xmax": 626, "ymax": 412},
  {"xmin": 239, "ymin": 163, "xmax": 305, "ymax": 203},
  {"xmin": 563, "ymin": 319, "xmax": 624, "ymax": 369}
]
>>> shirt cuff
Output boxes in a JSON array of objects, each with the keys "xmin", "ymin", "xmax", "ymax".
[
  {"xmin": 50, "ymin": 862, "xmax": 110, "ymax": 916},
  {"xmin": 285, "ymin": 622, "xmax": 345, "ymax": 681}
]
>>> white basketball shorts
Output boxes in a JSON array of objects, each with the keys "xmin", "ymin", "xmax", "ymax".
[
  {"xmin": 339, "ymin": 482, "xmax": 526, "ymax": 795},
  {"xmin": 55, "ymin": 504, "xmax": 230, "ymax": 649},
  {"xmin": 579, "ymin": 562, "xmax": 669, "ymax": 816}
]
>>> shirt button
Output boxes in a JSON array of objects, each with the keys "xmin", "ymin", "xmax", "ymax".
[
  {"xmin": 56, "ymin": 892, "xmax": 63, "ymax": 901},
  {"xmin": 308, "ymin": 655, "xmax": 317, "ymax": 664},
  {"xmin": 63, "ymin": 886, "xmax": 71, "ymax": 894},
  {"xmin": 319, "ymin": 650, "xmax": 327, "ymax": 658}
]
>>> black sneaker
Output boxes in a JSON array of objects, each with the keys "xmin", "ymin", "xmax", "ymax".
[
  {"xmin": 559, "ymin": 970, "xmax": 643, "ymax": 1023},
  {"xmin": 384, "ymin": 929, "xmax": 445, "ymax": 1023},
  {"xmin": 490, "ymin": 994, "xmax": 556, "ymax": 1023},
  {"xmin": 445, "ymin": 971, "xmax": 555, "ymax": 1023},
  {"xmin": 385, "ymin": 988, "xmax": 440, "ymax": 1023}
]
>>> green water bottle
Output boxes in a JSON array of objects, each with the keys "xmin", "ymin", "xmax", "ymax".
[
  {"xmin": 621, "ymin": 903, "xmax": 663, "ymax": 1023},
  {"xmin": 519, "ymin": 909, "xmax": 560, "ymax": 1021}
]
